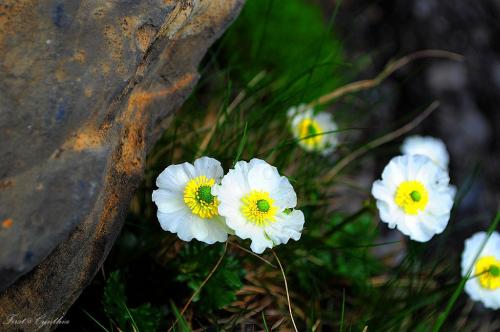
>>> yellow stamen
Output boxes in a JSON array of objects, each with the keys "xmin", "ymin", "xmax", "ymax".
[
  {"xmin": 475, "ymin": 256, "xmax": 500, "ymax": 290},
  {"xmin": 241, "ymin": 190, "xmax": 278, "ymax": 226},
  {"xmin": 183, "ymin": 176, "xmax": 219, "ymax": 219},
  {"xmin": 394, "ymin": 180, "xmax": 429, "ymax": 215},
  {"xmin": 297, "ymin": 118, "xmax": 323, "ymax": 148}
]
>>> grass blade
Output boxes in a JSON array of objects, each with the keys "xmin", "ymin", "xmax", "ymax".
[
  {"xmin": 82, "ymin": 309, "xmax": 110, "ymax": 332},
  {"xmin": 233, "ymin": 122, "xmax": 248, "ymax": 166}
]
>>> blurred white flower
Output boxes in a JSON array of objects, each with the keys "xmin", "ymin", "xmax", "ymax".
[
  {"xmin": 213, "ymin": 158, "xmax": 304, "ymax": 253},
  {"xmin": 401, "ymin": 135, "xmax": 449, "ymax": 169},
  {"xmin": 461, "ymin": 231, "xmax": 500, "ymax": 309},
  {"xmin": 152, "ymin": 156, "xmax": 230, "ymax": 244},
  {"xmin": 371, "ymin": 155, "xmax": 454, "ymax": 242},
  {"xmin": 287, "ymin": 104, "xmax": 338, "ymax": 155}
]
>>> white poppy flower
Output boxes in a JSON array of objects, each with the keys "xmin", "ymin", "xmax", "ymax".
[
  {"xmin": 371, "ymin": 154, "xmax": 455, "ymax": 242},
  {"xmin": 461, "ymin": 231, "xmax": 500, "ymax": 309},
  {"xmin": 287, "ymin": 104, "xmax": 338, "ymax": 155},
  {"xmin": 401, "ymin": 135, "xmax": 450, "ymax": 169},
  {"xmin": 213, "ymin": 158, "xmax": 305, "ymax": 254},
  {"xmin": 152, "ymin": 156, "xmax": 230, "ymax": 244}
]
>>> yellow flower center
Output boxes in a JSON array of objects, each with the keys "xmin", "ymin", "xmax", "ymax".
[
  {"xmin": 394, "ymin": 180, "xmax": 429, "ymax": 215},
  {"xmin": 241, "ymin": 190, "xmax": 278, "ymax": 226},
  {"xmin": 474, "ymin": 256, "xmax": 500, "ymax": 290},
  {"xmin": 297, "ymin": 118, "xmax": 323, "ymax": 147},
  {"xmin": 183, "ymin": 176, "xmax": 219, "ymax": 219}
]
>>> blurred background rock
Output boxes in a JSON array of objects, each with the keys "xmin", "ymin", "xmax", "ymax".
[
  {"xmin": 319, "ymin": 0, "xmax": 499, "ymax": 231},
  {"xmin": 321, "ymin": 0, "xmax": 500, "ymax": 320}
]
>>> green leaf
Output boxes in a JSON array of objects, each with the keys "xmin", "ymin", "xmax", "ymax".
[
  {"xmin": 129, "ymin": 303, "xmax": 162, "ymax": 332},
  {"xmin": 102, "ymin": 271, "xmax": 129, "ymax": 329},
  {"xmin": 176, "ymin": 243, "xmax": 244, "ymax": 311},
  {"xmin": 102, "ymin": 270, "xmax": 163, "ymax": 332}
]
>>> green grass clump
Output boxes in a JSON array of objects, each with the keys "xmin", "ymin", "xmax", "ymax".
[
  {"xmin": 66, "ymin": 1, "xmax": 494, "ymax": 331},
  {"xmin": 221, "ymin": 0, "xmax": 345, "ymax": 103}
]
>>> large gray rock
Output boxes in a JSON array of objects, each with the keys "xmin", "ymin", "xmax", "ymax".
[{"xmin": 0, "ymin": 0, "xmax": 243, "ymax": 327}]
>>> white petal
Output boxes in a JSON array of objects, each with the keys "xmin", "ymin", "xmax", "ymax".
[
  {"xmin": 375, "ymin": 200, "xmax": 395, "ymax": 227},
  {"xmin": 175, "ymin": 215, "xmax": 196, "ymax": 242},
  {"xmin": 156, "ymin": 162, "xmax": 195, "ymax": 191},
  {"xmin": 157, "ymin": 209, "xmax": 191, "ymax": 239},
  {"xmin": 213, "ymin": 172, "xmax": 247, "ymax": 215},
  {"xmin": 414, "ymin": 157, "xmax": 440, "ymax": 185},
  {"xmin": 381, "ymin": 156, "xmax": 407, "ymax": 191},
  {"xmin": 391, "ymin": 214, "xmax": 417, "ymax": 239},
  {"xmin": 189, "ymin": 217, "xmax": 210, "ymax": 241},
  {"xmin": 406, "ymin": 154, "xmax": 430, "ymax": 179},
  {"xmin": 401, "ymin": 136, "xmax": 449, "ymax": 169},
  {"xmin": 225, "ymin": 161, "xmax": 251, "ymax": 195},
  {"xmin": 152, "ymin": 189, "xmax": 184, "ymax": 213},
  {"xmin": 204, "ymin": 217, "xmax": 231, "ymax": 243},
  {"xmin": 266, "ymin": 210, "xmax": 305, "ymax": 245},
  {"xmin": 250, "ymin": 235, "xmax": 273, "ymax": 254},
  {"xmin": 193, "ymin": 156, "xmax": 224, "ymax": 180},
  {"xmin": 426, "ymin": 190, "xmax": 454, "ymax": 216},
  {"xmin": 371, "ymin": 180, "xmax": 394, "ymax": 203},
  {"xmin": 272, "ymin": 177, "xmax": 297, "ymax": 209},
  {"xmin": 247, "ymin": 161, "xmax": 281, "ymax": 192},
  {"xmin": 225, "ymin": 214, "xmax": 258, "ymax": 240},
  {"xmin": 461, "ymin": 232, "xmax": 487, "ymax": 275},
  {"xmin": 422, "ymin": 211, "xmax": 449, "ymax": 234},
  {"xmin": 315, "ymin": 112, "xmax": 335, "ymax": 129},
  {"xmin": 287, "ymin": 104, "xmax": 311, "ymax": 120},
  {"xmin": 289, "ymin": 106, "xmax": 314, "ymax": 127}
]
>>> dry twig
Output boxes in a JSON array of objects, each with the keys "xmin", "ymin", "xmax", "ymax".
[
  {"xmin": 322, "ymin": 101, "xmax": 440, "ymax": 182},
  {"xmin": 308, "ymin": 50, "xmax": 463, "ymax": 108},
  {"xmin": 272, "ymin": 250, "xmax": 298, "ymax": 332}
]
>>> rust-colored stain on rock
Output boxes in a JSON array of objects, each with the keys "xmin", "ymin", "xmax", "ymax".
[
  {"xmin": 66, "ymin": 129, "xmax": 104, "ymax": 151},
  {"xmin": 127, "ymin": 72, "xmax": 196, "ymax": 111},
  {"xmin": 84, "ymin": 87, "xmax": 93, "ymax": 97},
  {"xmin": 72, "ymin": 49, "xmax": 86, "ymax": 63},
  {"xmin": 2, "ymin": 219, "xmax": 13, "ymax": 229},
  {"xmin": 136, "ymin": 24, "xmax": 158, "ymax": 52},
  {"xmin": 0, "ymin": 180, "xmax": 14, "ymax": 190},
  {"xmin": 0, "ymin": 1, "xmax": 37, "ymax": 49},
  {"xmin": 103, "ymin": 24, "xmax": 126, "ymax": 75},
  {"xmin": 116, "ymin": 72, "xmax": 196, "ymax": 176}
]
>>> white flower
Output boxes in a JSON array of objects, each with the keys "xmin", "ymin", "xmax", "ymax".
[
  {"xmin": 213, "ymin": 158, "xmax": 305, "ymax": 253},
  {"xmin": 401, "ymin": 135, "xmax": 449, "ymax": 169},
  {"xmin": 461, "ymin": 231, "xmax": 500, "ymax": 309},
  {"xmin": 287, "ymin": 104, "xmax": 338, "ymax": 155},
  {"xmin": 152, "ymin": 156, "xmax": 230, "ymax": 244},
  {"xmin": 371, "ymin": 155, "xmax": 455, "ymax": 242}
]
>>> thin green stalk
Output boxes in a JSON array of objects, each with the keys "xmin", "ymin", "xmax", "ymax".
[
  {"xmin": 340, "ymin": 288, "xmax": 346, "ymax": 332},
  {"xmin": 233, "ymin": 122, "xmax": 248, "ymax": 166},
  {"xmin": 262, "ymin": 312, "xmax": 271, "ymax": 332},
  {"xmin": 83, "ymin": 309, "xmax": 110, "ymax": 332}
]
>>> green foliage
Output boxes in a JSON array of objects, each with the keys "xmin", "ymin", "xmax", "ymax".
[
  {"xmin": 176, "ymin": 243, "xmax": 245, "ymax": 311},
  {"xmin": 103, "ymin": 271, "xmax": 162, "ymax": 332},
  {"xmin": 222, "ymin": 0, "xmax": 344, "ymax": 103},
  {"xmin": 329, "ymin": 212, "xmax": 381, "ymax": 286},
  {"xmin": 103, "ymin": 271, "xmax": 128, "ymax": 329}
]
